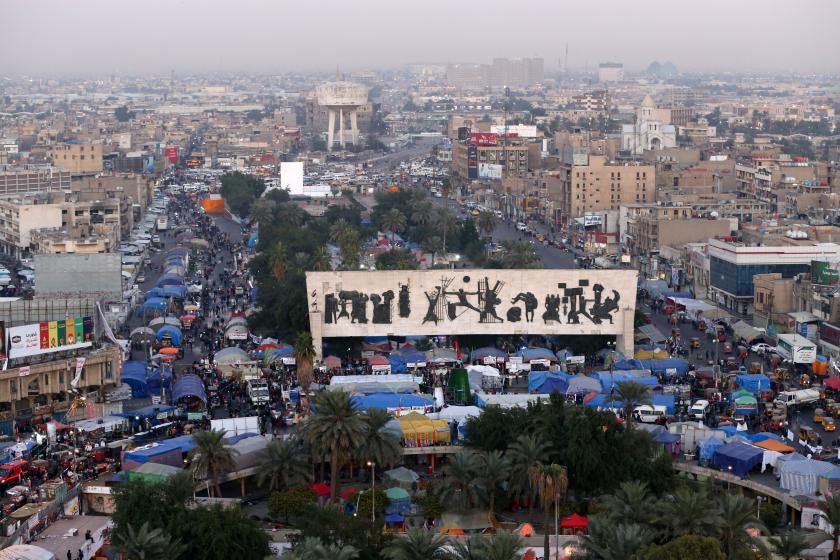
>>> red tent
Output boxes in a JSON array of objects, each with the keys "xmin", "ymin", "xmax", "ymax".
[
  {"xmin": 340, "ymin": 487, "xmax": 358, "ymax": 500},
  {"xmin": 324, "ymin": 355, "xmax": 342, "ymax": 369},
  {"xmin": 308, "ymin": 482, "xmax": 330, "ymax": 498},
  {"xmin": 369, "ymin": 355, "xmax": 389, "ymax": 366},
  {"xmin": 826, "ymin": 377, "xmax": 840, "ymax": 391},
  {"xmin": 560, "ymin": 513, "xmax": 589, "ymax": 530}
]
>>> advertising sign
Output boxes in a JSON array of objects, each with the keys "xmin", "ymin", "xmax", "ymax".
[
  {"xmin": 566, "ymin": 355, "xmax": 586, "ymax": 364},
  {"xmin": 812, "ymin": 260, "xmax": 839, "ymax": 286},
  {"xmin": 478, "ymin": 163, "xmax": 503, "ymax": 180},
  {"xmin": 582, "ymin": 214, "xmax": 602, "ymax": 227},
  {"xmin": 469, "ymin": 132, "xmax": 498, "ymax": 146},
  {"xmin": 7, "ymin": 316, "xmax": 93, "ymax": 359},
  {"xmin": 165, "ymin": 146, "xmax": 179, "ymax": 164},
  {"xmin": 483, "ymin": 356, "xmax": 497, "ymax": 365},
  {"xmin": 467, "ymin": 145, "xmax": 478, "ymax": 179}
]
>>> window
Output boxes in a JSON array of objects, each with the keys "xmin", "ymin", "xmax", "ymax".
[
  {"xmin": 58, "ymin": 371, "xmax": 64, "ymax": 385},
  {"xmin": 105, "ymin": 362, "xmax": 113, "ymax": 380}
]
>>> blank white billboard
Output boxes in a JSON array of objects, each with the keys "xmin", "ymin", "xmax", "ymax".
[{"xmin": 280, "ymin": 161, "xmax": 304, "ymax": 194}]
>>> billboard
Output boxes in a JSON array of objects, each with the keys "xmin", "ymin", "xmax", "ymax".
[
  {"xmin": 306, "ymin": 269, "xmax": 637, "ymax": 340},
  {"xmin": 467, "ymin": 145, "xmax": 478, "ymax": 179},
  {"xmin": 478, "ymin": 163, "xmax": 503, "ymax": 180},
  {"xmin": 280, "ymin": 161, "xmax": 304, "ymax": 194},
  {"xmin": 165, "ymin": 146, "xmax": 178, "ymax": 164},
  {"xmin": 469, "ymin": 133, "xmax": 498, "ymax": 146},
  {"xmin": 34, "ymin": 254, "xmax": 123, "ymax": 301},
  {"xmin": 7, "ymin": 316, "xmax": 93, "ymax": 359},
  {"xmin": 811, "ymin": 260, "xmax": 839, "ymax": 286}
]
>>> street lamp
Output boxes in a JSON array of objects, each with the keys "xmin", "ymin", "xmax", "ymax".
[{"xmin": 367, "ymin": 461, "xmax": 376, "ymax": 524}]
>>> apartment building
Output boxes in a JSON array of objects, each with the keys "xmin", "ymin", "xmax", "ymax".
[
  {"xmin": 30, "ymin": 229, "xmax": 112, "ymax": 254},
  {"xmin": 51, "ymin": 141, "xmax": 103, "ymax": 173},
  {"xmin": 0, "ymin": 197, "xmax": 63, "ymax": 258},
  {"xmin": 450, "ymin": 141, "xmax": 530, "ymax": 184},
  {"xmin": 0, "ymin": 165, "xmax": 71, "ymax": 195},
  {"xmin": 553, "ymin": 155, "xmax": 655, "ymax": 226},
  {"xmin": 598, "ymin": 62, "xmax": 624, "ymax": 83},
  {"xmin": 572, "ymin": 90, "xmax": 610, "ymax": 113}
]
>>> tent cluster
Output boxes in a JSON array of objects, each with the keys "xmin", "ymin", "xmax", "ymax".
[{"xmin": 120, "ymin": 361, "xmax": 172, "ymax": 398}]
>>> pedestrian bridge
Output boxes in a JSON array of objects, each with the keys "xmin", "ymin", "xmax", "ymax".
[{"xmin": 673, "ymin": 461, "xmax": 802, "ymax": 511}]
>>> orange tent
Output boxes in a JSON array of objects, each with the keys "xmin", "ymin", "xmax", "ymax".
[
  {"xmin": 755, "ymin": 438, "xmax": 794, "ymax": 453},
  {"xmin": 516, "ymin": 522, "xmax": 536, "ymax": 537},
  {"xmin": 159, "ymin": 347, "xmax": 179, "ymax": 355}
]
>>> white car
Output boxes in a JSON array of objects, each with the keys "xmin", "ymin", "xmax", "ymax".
[
  {"xmin": 750, "ymin": 343, "xmax": 776, "ymax": 355},
  {"xmin": 516, "ymin": 222, "xmax": 528, "ymax": 231}
]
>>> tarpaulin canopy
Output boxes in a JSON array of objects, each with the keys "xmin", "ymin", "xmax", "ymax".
[
  {"xmin": 428, "ymin": 405, "xmax": 481, "ymax": 423},
  {"xmin": 398, "ymin": 412, "xmax": 451, "ymax": 447},
  {"xmin": 155, "ymin": 273, "xmax": 185, "ymax": 287},
  {"xmin": 560, "ymin": 513, "xmax": 589, "ymax": 529},
  {"xmin": 755, "ymin": 438, "xmax": 794, "ymax": 453},
  {"xmin": 635, "ymin": 325, "xmax": 668, "ymax": 345},
  {"xmin": 388, "ymin": 354, "xmax": 408, "ymax": 374},
  {"xmin": 384, "ymin": 466, "xmax": 420, "ymax": 489},
  {"xmin": 732, "ymin": 320, "xmax": 766, "ymax": 344},
  {"xmin": 566, "ymin": 375, "xmax": 603, "ymax": 395},
  {"xmin": 141, "ymin": 297, "xmax": 168, "ymax": 312},
  {"xmin": 130, "ymin": 327, "xmax": 156, "ymax": 340},
  {"xmin": 699, "ymin": 435, "xmax": 725, "ymax": 461},
  {"xmin": 596, "ymin": 372, "xmax": 660, "ymax": 392},
  {"xmin": 396, "ymin": 349, "xmax": 426, "ymax": 367},
  {"xmin": 329, "ymin": 374, "xmax": 419, "ymax": 394},
  {"xmin": 653, "ymin": 431, "xmax": 681, "ymax": 444},
  {"xmin": 160, "ymin": 285, "xmax": 187, "ymax": 299},
  {"xmin": 735, "ymin": 374, "xmax": 771, "ymax": 394},
  {"xmin": 613, "ymin": 358, "xmax": 689, "ymax": 377},
  {"xmin": 385, "ymin": 487, "xmax": 410, "ymax": 501},
  {"xmin": 425, "ymin": 348, "xmax": 459, "ymax": 363},
  {"xmin": 825, "ymin": 377, "xmax": 840, "ymax": 391},
  {"xmin": 712, "ymin": 442, "xmax": 764, "ymax": 478},
  {"xmin": 779, "ymin": 458, "xmax": 840, "ymax": 495},
  {"xmin": 670, "ymin": 297, "xmax": 716, "ymax": 316},
  {"xmin": 515, "ymin": 347, "xmax": 557, "ymax": 362},
  {"xmin": 121, "ymin": 361, "xmax": 149, "ymax": 398},
  {"xmin": 119, "ymin": 405, "xmax": 175, "ymax": 420},
  {"xmin": 156, "ymin": 325, "xmax": 183, "ymax": 347},
  {"xmin": 148, "ymin": 316, "xmax": 181, "ymax": 331},
  {"xmin": 172, "ymin": 373, "xmax": 208, "ymax": 403},
  {"xmin": 747, "ymin": 432, "xmax": 784, "ymax": 444},
  {"xmin": 774, "ymin": 452, "xmax": 807, "ymax": 477},
  {"xmin": 353, "ymin": 393, "xmax": 433, "ymax": 412},
  {"xmin": 470, "ymin": 347, "xmax": 508, "ymax": 361},
  {"xmin": 214, "ymin": 346, "xmax": 250, "ymax": 364},
  {"xmin": 145, "ymin": 366, "xmax": 172, "ymax": 397},
  {"xmin": 528, "ymin": 371, "xmax": 573, "ymax": 394},
  {"xmin": 323, "ymin": 355, "xmax": 342, "ymax": 369},
  {"xmin": 126, "ymin": 461, "xmax": 183, "ymax": 483}
]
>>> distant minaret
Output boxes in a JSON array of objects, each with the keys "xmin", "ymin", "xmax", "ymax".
[{"xmin": 564, "ymin": 42, "xmax": 569, "ymax": 80}]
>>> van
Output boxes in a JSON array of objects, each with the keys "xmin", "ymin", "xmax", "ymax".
[
  {"xmin": 633, "ymin": 405, "xmax": 668, "ymax": 423},
  {"xmin": 688, "ymin": 400, "xmax": 710, "ymax": 420},
  {"xmin": 0, "ymin": 459, "xmax": 29, "ymax": 487}
]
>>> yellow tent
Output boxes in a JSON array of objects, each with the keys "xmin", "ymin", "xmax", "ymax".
[
  {"xmin": 398, "ymin": 412, "xmax": 451, "ymax": 447},
  {"xmin": 635, "ymin": 348, "xmax": 669, "ymax": 359}
]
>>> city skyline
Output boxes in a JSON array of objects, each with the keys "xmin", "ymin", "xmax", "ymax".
[{"xmin": 3, "ymin": 0, "xmax": 839, "ymax": 77}]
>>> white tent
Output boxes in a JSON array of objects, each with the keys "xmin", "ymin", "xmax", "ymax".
[
  {"xmin": 0, "ymin": 544, "xmax": 55, "ymax": 560},
  {"xmin": 73, "ymin": 415, "xmax": 127, "ymax": 434},
  {"xmin": 328, "ymin": 374, "xmax": 419, "ymax": 394},
  {"xmin": 428, "ymin": 405, "xmax": 481, "ymax": 422}
]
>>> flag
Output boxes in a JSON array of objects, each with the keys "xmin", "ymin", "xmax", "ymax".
[{"xmin": 454, "ymin": 339, "xmax": 461, "ymax": 361}]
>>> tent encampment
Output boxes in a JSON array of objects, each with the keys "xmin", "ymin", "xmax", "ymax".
[{"xmin": 712, "ymin": 442, "xmax": 764, "ymax": 478}]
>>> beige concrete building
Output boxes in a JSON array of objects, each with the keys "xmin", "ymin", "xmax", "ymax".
[
  {"xmin": 0, "ymin": 197, "xmax": 63, "ymax": 258},
  {"xmin": 621, "ymin": 203, "xmax": 733, "ymax": 256},
  {"xmin": 553, "ymin": 155, "xmax": 655, "ymax": 225},
  {"xmin": 0, "ymin": 165, "xmax": 71, "ymax": 195},
  {"xmin": 753, "ymin": 273, "xmax": 796, "ymax": 328},
  {"xmin": 450, "ymin": 142, "xmax": 530, "ymax": 184},
  {"xmin": 30, "ymin": 229, "xmax": 112, "ymax": 254},
  {"xmin": 51, "ymin": 141, "xmax": 103, "ymax": 174}
]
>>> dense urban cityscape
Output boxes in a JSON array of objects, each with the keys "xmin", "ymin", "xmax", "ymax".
[{"xmin": 0, "ymin": 1, "xmax": 839, "ymax": 559}]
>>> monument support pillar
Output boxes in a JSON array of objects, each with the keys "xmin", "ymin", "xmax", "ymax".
[
  {"xmin": 350, "ymin": 110, "xmax": 359, "ymax": 145},
  {"xmin": 616, "ymin": 305, "xmax": 635, "ymax": 357},
  {"xmin": 326, "ymin": 109, "xmax": 336, "ymax": 152},
  {"xmin": 339, "ymin": 108, "xmax": 345, "ymax": 148}
]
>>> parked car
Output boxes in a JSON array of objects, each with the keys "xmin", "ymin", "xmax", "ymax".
[
  {"xmin": 136, "ymin": 275, "xmax": 146, "ymax": 284},
  {"xmin": 750, "ymin": 343, "xmax": 776, "ymax": 355}
]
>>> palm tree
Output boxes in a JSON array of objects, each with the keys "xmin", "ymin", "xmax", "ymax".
[
  {"xmin": 256, "ymin": 437, "xmax": 310, "ymax": 492},
  {"xmin": 476, "ymin": 450, "xmax": 510, "ymax": 519},
  {"xmin": 529, "ymin": 462, "xmax": 568, "ymax": 559},
  {"xmin": 718, "ymin": 493, "xmax": 767, "ymax": 558},
  {"xmin": 251, "ymin": 198, "xmax": 276, "ymax": 226},
  {"xmin": 507, "ymin": 433, "xmax": 551, "ymax": 516},
  {"xmin": 481, "ymin": 531, "xmax": 524, "ymax": 560},
  {"xmin": 438, "ymin": 453, "xmax": 479, "ymax": 511},
  {"xmin": 411, "ymin": 202, "xmax": 434, "ymax": 226},
  {"xmin": 305, "ymin": 390, "xmax": 367, "ymax": 502},
  {"xmin": 118, "ymin": 522, "xmax": 186, "ymax": 560},
  {"xmin": 770, "ymin": 530, "xmax": 810, "ymax": 560},
  {"xmin": 310, "ymin": 245, "xmax": 332, "ymax": 271},
  {"xmin": 355, "ymin": 408, "xmax": 401, "ymax": 469},
  {"xmin": 434, "ymin": 208, "xmax": 457, "ymax": 255},
  {"xmin": 597, "ymin": 481, "xmax": 655, "ymax": 526},
  {"xmin": 381, "ymin": 208, "xmax": 407, "ymax": 243},
  {"xmin": 382, "ymin": 527, "xmax": 450, "ymax": 560},
  {"xmin": 477, "ymin": 210, "xmax": 498, "ymax": 239},
  {"xmin": 502, "ymin": 240, "xmax": 541, "ymax": 269},
  {"xmin": 819, "ymin": 493, "xmax": 840, "ymax": 560},
  {"xmin": 615, "ymin": 381, "xmax": 652, "ymax": 429},
  {"xmin": 447, "ymin": 534, "xmax": 487, "ymax": 560},
  {"xmin": 656, "ymin": 487, "xmax": 721, "ymax": 539},
  {"xmin": 269, "ymin": 240, "xmax": 289, "ymax": 279},
  {"xmin": 278, "ymin": 203, "xmax": 306, "ymax": 227},
  {"xmin": 188, "ymin": 428, "xmax": 238, "ymax": 498},
  {"xmin": 339, "ymin": 227, "xmax": 361, "ymax": 270},
  {"xmin": 293, "ymin": 331, "xmax": 316, "ymax": 410},
  {"xmin": 290, "ymin": 537, "xmax": 359, "ymax": 560},
  {"xmin": 580, "ymin": 518, "xmax": 656, "ymax": 560},
  {"xmin": 329, "ymin": 218, "xmax": 351, "ymax": 244}
]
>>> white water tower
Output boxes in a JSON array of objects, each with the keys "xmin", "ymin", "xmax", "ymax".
[{"xmin": 315, "ymin": 81, "xmax": 368, "ymax": 151}]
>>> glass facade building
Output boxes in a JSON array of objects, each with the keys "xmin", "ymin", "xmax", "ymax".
[{"xmin": 709, "ymin": 256, "xmax": 810, "ymax": 297}]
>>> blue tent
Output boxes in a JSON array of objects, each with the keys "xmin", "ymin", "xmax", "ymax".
[
  {"xmin": 156, "ymin": 273, "xmax": 185, "ymax": 287},
  {"xmin": 746, "ymin": 432, "xmax": 784, "ymax": 444},
  {"xmin": 172, "ymin": 374, "xmax": 207, "ymax": 403},
  {"xmin": 596, "ymin": 372, "xmax": 660, "ymax": 392},
  {"xmin": 121, "ymin": 361, "xmax": 149, "ymax": 398},
  {"xmin": 613, "ymin": 358, "xmax": 690, "ymax": 378},
  {"xmin": 145, "ymin": 366, "xmax": 172, "ymax": 397},
  {"xmin": 352, "ymin": 393, "xmax": 433, "ymax": 411},
  {"xmin": 653, "ymin": 431, "xmax": 681, "ymax": 445},
  {"xmin": 661, "ymin": 291, "xmax": 693, "ymax": 299},
  {"xmin": 120, "ymin": 405, "xmax": 176, "ymax": 420},
  {"xmin": 145, "ymin": 287, "xmax": 166, "ymax": 298},
  {"xmin": 470, "ymin": 347, "xmax": 508, "ymax": 361},
  {"xmin": 712, "ymin": 442, "xmax": 764, "ymax": 478},
  {"xmin": 140, "ymin": 297, "xmax": 168, "ymax": 313},
  {"xmin": 528, "ymin": 371, "xmax": 573, "ymax": 394},
  {"xmin": 398, "ymin": 349, "xmax": 426, "ymax": 366},
  {"xmin": 698, "ymin": 436, "xmax": 725, "ymax": 461},
  {"xmin": 161, "ymin": 285, "xmax": 187, "ymax": 299},
  {"xmin": 515, "ymin": 348, "xmax": 557, "ymax": 362},
  {"xmin": 156, "ymin": 325, "xmax": 183, "ymax": 347},
  {"xmin": 387, "ymin": 355, "xmax": 408, "ymax": 375},
  {"xmin": 652, "ymin": 394, "xmax": 676, "ymax": 415},
  {"xmin": 718, "ymin": 426, "xmax": 742, "ymax": 438},
  {"xmin": 735, "ymin": 374, "xmax": 771, "ymax": 395},
  {"xmin": 247, "ymin": 234, "xmax": 258, "ymax": 248}
]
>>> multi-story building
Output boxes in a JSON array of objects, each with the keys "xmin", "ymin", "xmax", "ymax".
[
  {"xmin": 0, "ymin": 196, "xmax": 63, "ymax": 258},
  {"xmin": 621, "ymin": 96, "xmax": 677, "ymax": 154},
  {"xmin": 0, "ymin": 165, "xmax": 71, "ymax": 195},
  {"xmin": 446, "ymin": 59, "xmax": 544, "ymax": 89},
  {"xmin": 450, "ymin": 141, "xmax": 530, "ymax": 184},
  {"xmin": 708, "ymin": 238, "xmax": 840, "ymax": 316},
  {"xmin": 598, "ymin": 62, "xmax": 624, "ymax": 83},
  {"xmin": 30, "ymin": 229, "xmax": 112, "ymax": 254},
  {"xmin": 553, "ymin": 155, "xmax": 655, "ymax": 227},
  {"xmin": 572, "ymin": 90, "xmax": 610, "ymax": 113},
  {"xmin": 51, "ymin": 141, "xmax": 103, "ymax": 174}
]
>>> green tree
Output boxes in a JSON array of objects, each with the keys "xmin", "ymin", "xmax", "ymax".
[
  {"xmin": 339, "ymin": 227, "xmax": 361, "ymax": 270},
  {"xmin": 289, "ymin": 537, "xmax": 359, "ymax": 560},
  {"xmin": 581, "ymin": 519, "xmax": 657, "ymax": 560},
  {"xmin": 616, "ymin": 381, "xmax": 652, "ymax": 429},
  {"xmin": 598, "ymin": 481, "xmax": 655, "ymax": 526},
  {"xmin": 115, "ymin": 105, "xmax": 136, "ymax": 122},
  {"xmin": 376, "ymin": 249, "xmax": 419, "ymax": 270},
  {"xmin": 173, "ymin": 504, "xmax": 270, "ymax": 560},
  {"xmin": 769, "ymin": 530, "xmax": 810, "ymax": 560},
  {"xmin": 529, "ymin": 462, "xmax": 568, "ymax": 558},
  {"xmin": 251, "ymin": 198, "xmax": 276, "ymax": 226},
  {"xmin": 269, "ymin": 240, "xmax": 289, "ymax": 279},
  {"xmin": 382, "ymin": 527, "xmax": 450, "ymax": 560},
  {"xmin": 310, "ymin": 245, "xmax": 332, "ymax": 271},
  {"xmin": 819, "ymin": 493, "xmax": 840, "ymax": 560},
  {"xmin": 355, "ymin": 407, "xmax": 401, "ymax": 469},
  {"xmin": 416, "ymin": 486, "xmax": 445, "ymax": 520},
  {"xmin": 305, "ymin": 390, "xmax": 367, "ymax": 502},
  {"xmin": 293, "ymin": 331, "xmax": 316, "ymax": 409},
  {"xmin": 718, "ymin": 494, "xmax": 767, "ymax": 559},
  {"xmin": 656, "ymin": 487, "xmax": 721, "ymax": 540},
  {"xmin": 116, "ymin": 521, "xmax": 185, "ymax": 560},
  {"xmin": 434, "ymin": 208, "xmax": 457, "ymax": 255},
  {"xmin": 481, "ymin": 531, "xmax": 525, "ymax": 560},
  {"xmin": 476, "ymin": 450, "xmax": 510, "ymax": 519},
  {"xmin": 329, "ymin": 218, "xmax": 352, "ymax": 244},
  {"xmin": 352, "ymin": 486, "xmax": 387, "ymax": 522},
  {"xmin": 278, "ymin": 203, "xmax": 306, "ymax": 227},
  {"xmin": 111, "ymin": 473, "xmax": 194, "ymax": 548},
  {"xmin": 257, "ymin": 437, "xmax": 310, "ymax": 492},
  {"xmin": 438, "ymin": 453, "xmax": 480, "ymax": 511},
  {"xmin": 411, "ymin": 202, "xmax": 434, "ymax": 226},
  {"xmin": 507, "ymin": 433, "xmax": 551, "ymax": 516},
  {"xmin": 381, "ymin": 208, "xmax": 407, "ymax": 243},
  {"xmin": 189, "ymin": 428, "xmax": 238, "ymax": 497},
  {"xmin": 502, "ymin": 240, "xmax": 541, "ymax": 269},
  {"xmin": 477, "ymin": 210, "xmax": 498, "ymax": 239},
  {"xmin": 268, "ymin": 488, "xmax": 316, "ymax": 523},
  {"xmin": 639, "ymin": 535, "xmax": 725, "ymax": 560}
]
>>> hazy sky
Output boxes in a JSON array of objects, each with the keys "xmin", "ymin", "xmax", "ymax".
[{"xmin": 4, "ymin": 0, "xmax": 839, "ymax": 76}]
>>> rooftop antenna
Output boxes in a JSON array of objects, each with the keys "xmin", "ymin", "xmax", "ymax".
[
  {"xmin": 564, "ymin": 42, "xmax": 568, "ymax": 81},
  {"xmin": 336, "ymin": 65, "xmax": 341, "ymax": 81}
]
